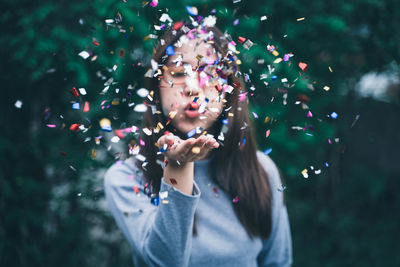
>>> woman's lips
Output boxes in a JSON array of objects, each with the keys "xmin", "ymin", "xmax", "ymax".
[{"xmin": 184, "ymin": 102, "xmax": 199, "ymax": 118}]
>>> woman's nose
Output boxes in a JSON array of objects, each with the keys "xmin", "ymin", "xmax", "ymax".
[{"xmin": 183, "ymin": 75, "xmax": 201, "ymax": 96}]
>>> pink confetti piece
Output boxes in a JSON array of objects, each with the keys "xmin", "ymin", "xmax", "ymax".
[
  {"xmin": 307, "ymin": 111, "xmax": 313, "ymax": 117},
  {"xmin": 266, "ymin": 129, "xmax": 270, "ymax": 138},
  {"xmin": 46, "ymin": 124, "xmax": 56, "ymax": 128}
]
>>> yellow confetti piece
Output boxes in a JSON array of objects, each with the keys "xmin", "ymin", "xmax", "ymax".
[
  {"xmin": 99, "ymin": 118, "xmax": 111, "ymax": 127},
  {"xmin": 162, "ymin": 200, "xmax": 169, "ymax": 204},
  {"xmin": 264, "ymin": 116, "xmax": 270, "ymax": 123},
  {"xmin": 236, "ymin": 59, "xmax": 242, "ymax": 65},
  {"xmin": 297, "ymin": 17, "xmax": 305, "ymax": 21},
  {"xmin": 192, "ymin": 147, "xmax": 201, "ymax": 154},
  {"xmin": 228, "ymin": 112, "xmax": 234, "ymax": 117},
  {"xmin": 323, "ymin": 86, "xmax": 330, "ymax": 91},
  {"xmin": 329, "ymin": 66, "xmax": 333, "ymax": 72},
  {"xmin": 273, "ymin": 58, "xmax": 282, "ymax": 63},
  {"xmin": 272, "ymin": 50, "xmax": 279, "ymax": 57},
  {"xmin": 111, "ymin": 99, "xmax": 120, "ymax": 105},
  {"xmin": 169, "ymin": 110, "xmax": 177, "ymax": 119}
]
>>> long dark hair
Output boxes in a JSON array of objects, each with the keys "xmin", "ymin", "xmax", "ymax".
[{"xmin": 136, "ymin": 20, "xmax": 272, "ymax": 240}]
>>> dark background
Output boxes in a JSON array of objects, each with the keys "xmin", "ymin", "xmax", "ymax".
[{"xmin": 1, "ymin": 0, "xmax": 400, "ymax": 266}]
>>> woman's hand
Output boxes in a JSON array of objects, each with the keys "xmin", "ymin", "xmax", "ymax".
[{"xmin": 157, "ymin": 133, "xmax": 219, "ymax": 164}]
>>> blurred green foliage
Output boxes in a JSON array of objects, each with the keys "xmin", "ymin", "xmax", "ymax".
[{"xmin": 1, "ymin": 0, "xmax": 400, "ymax": 266}]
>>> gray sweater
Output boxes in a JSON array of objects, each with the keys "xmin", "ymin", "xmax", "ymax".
[{"xmin": 104, "ymin": 151, "xmax": 292, "ymax": 267}]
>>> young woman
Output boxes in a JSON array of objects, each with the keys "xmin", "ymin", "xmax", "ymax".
[{"xmin": 104, "ymin": 17, "xmax": 292, "ymax": 267}]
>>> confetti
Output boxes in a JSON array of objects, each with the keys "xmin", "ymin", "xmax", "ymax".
[
  {"xmin": 297, "ymin": 17, "xmax": 305, "ymax": 21},
  {"xmin": 83, "ymin": 101, "xmax": 89, "ymax": 112},
  {"xmin": 78, "ymin": 88, "xmax": 87, "ymax": 95},
  {"xmin": 150, "ymin": 0, "xmax": 158, "ymax": 7},
  {"xmin": 329, "ymin": 66, "xmax": 333, "ymax": 72},
  {"xmin": 99, "ymin": 118, "xmax": 112, "ymax": 131},
  {"xmin": 69, "ymin": 124, "xmax": 81, "ymax": 132},
  {"xmin": 323, "ymin": 86, "xmax": 330, "ymax": 91},
  {"xmin": 263, "ymin": 148, "xmax": 272, "ymax": 155},
  {"xmin": 134, "ymin": 104, "xmax": 147, "ymax": 112},
  {"xmin": 70, "ymin": 87, "xmax": 79, "ymax": 97},
  {"xmin": 186, "ymin": 6, "xmax": 198, "ymax": 16},
  {"xmin": 191, "ymin": 147, "xmax": 201, "ymax": 154},
  {"xmin": 14, "ymin": 100, "xmax": 23, "ymax": 109},
  {"xmin": 301, "ymin": 169, "xmax": 309, "ymax": 178},
  {"xmin": 72, "ymin": 103, "xmax": 80, "ymax": 110},
  {"xmin": 46, "ymin": 124, "xmax": 56, "ymax": 128},
  {"xmin": 165, "ymin": 45, "xmax": 175, "ymax": 56},
  {"xmin": 298, "ymin": 62, "xmax": 308, "ymax": 72},
  {"xmin": 260, "ymin": 15, "xmax": 267, "ymax": 21},
  {"xmin": 266, "ymin": 129, "xmax": 270, "ymax": 138},
  {"xmin": 350, "ymin": 115, "xmax": 360, "ymax": 128},
  {"xmin": 307, "ymin": 111, "xmax": 313, "ymax": 117},
  {"xmin": 78, "ymin": 51, "xmax": 90, "ymax": 59},
  {"xmin": 137, "ymin": 88, "xmax": 149, "ymax": 97},
  {"xmin": 232, "ymin": 196, "xmax": 239, "ymax": 203},
  {"xmin": 330, "ymin": 112, "xmax": 338, "ymax": 119},
  {"xmin": 238, "ymin": 36, "xmax": 246, "ymax": 44}
]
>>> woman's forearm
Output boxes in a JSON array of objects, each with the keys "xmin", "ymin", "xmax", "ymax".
[{"xmin": 163, "ymin": 160, "xmax": 194, "ymax": 195}]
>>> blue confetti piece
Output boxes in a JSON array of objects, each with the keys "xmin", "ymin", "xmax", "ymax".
[
  {"xmin": 264, "ymin": 148, "xmax": 272, "ymax": 155},
  {"xmin": 193, "ymin": 96, "xmax": 199, "ymax": 103},
  {"xmin": 330, "ymin": 112, "xmax": 338, "ymax": 119},
  {"xmin": 72, "ymin": 103, "xmax": 80, "ymax": 110},
  {"xmin": 151, "ymin": 195, "xmax": 159, "ymax": 206},
  {"xmin": 242, "ymin": 138, "xmax": 246, "ymax": 146},
  {"xmin": 187, "ymin": 128, "xmax": 196, "ymax": 138},
  {"xmin": 325, "ymin": 162, "xmax": 329, "ymax": 167},
  {"xmin": 101, "ymin": 125, "xmax": 112, "ymax": 132},
  {"xmin": 186, "ymin": 6, "xmax": 198, "ymax": 16},
  {"xmin": 222, "ymin": 119, "xmax": 228, "ymax": 125},
  {"xmin": 272, "ymin": 75, "xmax": 277, "ymax": 81},
  {"xmin": 165, "ymin": 45, "xmax": 175, "ymax": 56}
]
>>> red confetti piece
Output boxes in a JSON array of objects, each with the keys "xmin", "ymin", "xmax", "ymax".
[
  {"xmin": 83, "ymin": 101, "xmax": 90, "ymax": 112},
  {"xmin": 133, "ymin": 186, "xmax": 139, "ymax": 194},
  {"xmin": 298, "ymin": 62, "xmax": 308, "ymax": 72},
  {"xmin": 70, "ymin": 87, "xmax": 79, "ymax": 97},
  {"xmin": 238, "ymin": 36, "xmax": 246, "ymax": 44},
  {"xmin": 93, "ymin": 40, "xmax": 100, "ymax": 46},
  {"xmin": 115, "ymin": 129, "xmax": 124, "ymax": 139},
  {"xmin": 119, "ymin": 49, "xmax": 125, "ymax": 58},
  {"xmin": 212, "ymin": 186, "xmax": 219, "ymax": 194},
  {"xmin": 60, "ymin": 151, "xmax": 67, "ymax": 156},
  {"xmin": 69, "ymin": 123, "xmax": 81, "ymax": 132},
  {"xmin": 173, "ymin": 21, "xmax": 184, "ymax": 30}
]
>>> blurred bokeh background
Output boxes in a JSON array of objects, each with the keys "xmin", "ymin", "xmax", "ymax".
[{"xmin": 1, "ymin": 0, "xmax": 400, "ymax": 266}]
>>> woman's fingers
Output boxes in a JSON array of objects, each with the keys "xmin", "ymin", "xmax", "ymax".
[{"xmin": 159, "ymin": 134, "xmax": 219, "ymax": 162}]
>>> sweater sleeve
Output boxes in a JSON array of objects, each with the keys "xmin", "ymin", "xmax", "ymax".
[
  {"xmin": 104, "ymin": 158, "xmax": 201, "ymax": 267},
  {"xmin": 256, "ymin": 152, "xmax": 293, "ymax": 267}
]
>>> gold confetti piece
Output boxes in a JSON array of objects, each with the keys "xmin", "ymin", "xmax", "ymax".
[
  {"xmin": 264, "ymin": 116, "xmax": 270, "ymax": 123},
  {"xmin": 192, "ymin": 147, "xmax": 201, "ymax": 154},
  {"xmin": 162, "ymin": 200, "xmax": 169, "ymax": 204},
  {"xmin": 157, "ymin": 122, "xmax": 164, "ymax": 130},
  {"xmin": 236, "ymin": 59, "xmax": 242, "ymax": 65},
  {"xmin": 169, "ymin": 110, "xmax": 177, "ymax": 119},
  {"xmin": 228, "ymin": 112, "xmax": 234, "ymax": 117},
  {"xmin": 272, "ymin": 50, "xmax": 279, "ymax": 57},
  {"xmin": 111, "ymin": 99, "xmax": 120, "ymax": 105},
  {"xmin": 329, "ymin": 66, "xmax": 333, "ymax": 72},
  {"xmin": 91, "ymin": 149, "xmax": 97, "ymax": 159},
  {"xmin": 297, "ymin": 17, "xmax": 305, "ymax": 21},
  {"xmin": 273, "ymin": 58, "xmax": 282, "ymax": 64},
  {"xmin": 323, "ymin": 86, "xmax": 330, "ymax": 91},
  {"xmin": 301, "ymin": 169, "xmax": 309, "ymax": 178}
]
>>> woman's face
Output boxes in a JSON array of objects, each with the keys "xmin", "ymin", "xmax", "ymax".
[{"xmin": 159, "ymin": 37, "xmax": 226, "ymax": 137}]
